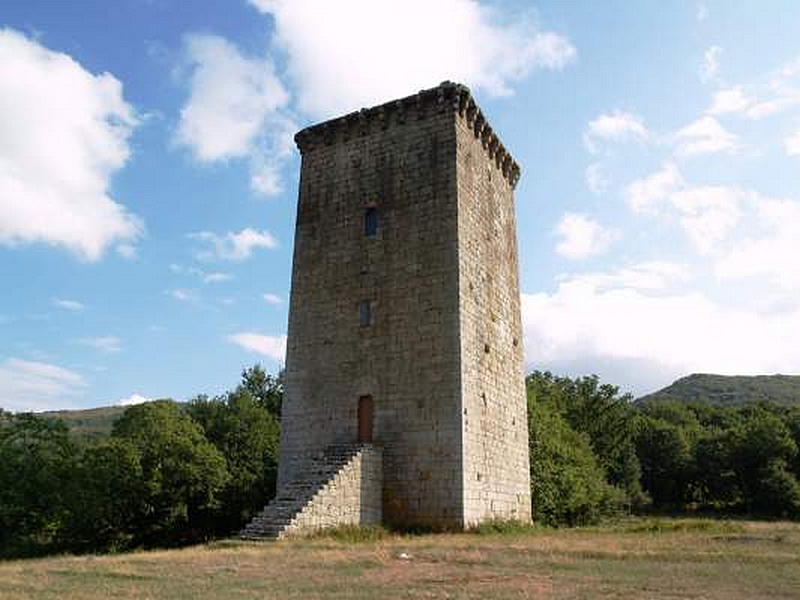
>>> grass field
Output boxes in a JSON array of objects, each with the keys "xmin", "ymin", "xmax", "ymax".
[{"xmin": 1, "ymin": 519, "xmax": 798, "ymax": 599}]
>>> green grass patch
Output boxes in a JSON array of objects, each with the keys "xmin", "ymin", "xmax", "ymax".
[
  {"xmin": 618, "ymin": 517, "xmax": 746, "ymax": 534},
  {"xmin": 305, "ymin": 524, "xmax": 393, "ymax": 542},
  {"xmin": 468, "ymin": 518, "xmax": 545, "ymax": 535}
]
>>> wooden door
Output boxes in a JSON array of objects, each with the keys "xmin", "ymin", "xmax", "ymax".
[{"xmin": 358, "ymin": 395, "xmax": 373, "ymax": 443}]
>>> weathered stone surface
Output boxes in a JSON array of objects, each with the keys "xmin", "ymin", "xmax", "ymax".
[
  {"xmin": 242, "ymin": 444, "xmax": 382, "ymax": 539},
  {"xmin": 275, "ymin": 81, "xmax": 530, "ymax": 531}
]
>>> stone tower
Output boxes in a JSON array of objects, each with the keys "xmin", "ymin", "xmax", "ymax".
[{"xmin": 257, "ymin": 82, "xmax": 530, "ymax": 535}]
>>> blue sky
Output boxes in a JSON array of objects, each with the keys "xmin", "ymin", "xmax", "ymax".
[{"xmin": 2, "ymin": 1, "xmax": 800, "ymax": 411}]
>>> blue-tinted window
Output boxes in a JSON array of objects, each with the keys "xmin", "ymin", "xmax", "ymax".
[
  {"xmin": 360, "ymin": 299, "xmax": 372, "ymax": 327},
  {"xmin": 365, "ymin": 207, "xmax": 378, "ymax": 237}
]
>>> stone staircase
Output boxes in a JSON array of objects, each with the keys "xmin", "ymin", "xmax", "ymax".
[{"xmin": 241, "ymin": 443, "xmax": 382, "ymax": 540}]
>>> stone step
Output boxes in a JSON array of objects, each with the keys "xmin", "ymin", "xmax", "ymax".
[{"xmin": 240, "ymin": 443, "xmax": 368, "ymax": 540}]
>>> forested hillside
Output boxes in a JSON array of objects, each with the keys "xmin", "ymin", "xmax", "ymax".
[
  {"xmin": 638, "ymin": 374, "xmax": 800, "ymax": 407},
  {"xmin": 41, "ymin": 406, "xmax": 128, "ymax": 439}
]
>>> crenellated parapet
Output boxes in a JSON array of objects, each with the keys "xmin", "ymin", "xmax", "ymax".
[{"xmin": 294, "ymin": 81, "xmax": 521, "ymax": 189}]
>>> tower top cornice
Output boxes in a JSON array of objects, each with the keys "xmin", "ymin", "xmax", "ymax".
[{"xmin": 294, "ymin": 81, "xmax": 521, "ymax": 188}]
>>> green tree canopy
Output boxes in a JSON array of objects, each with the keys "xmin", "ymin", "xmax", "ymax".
[{"xmin": 111, "ymin": 400, "xmax": 229, "ymax": 545}]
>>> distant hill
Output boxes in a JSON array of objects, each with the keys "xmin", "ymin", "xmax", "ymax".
[
  {"xmin": 637, "ymin": 374, "xmax": 800, "ymax": 407},
  {"xmin": 42, "ymin": 405, "xmax": 128, "ymax": 438}
]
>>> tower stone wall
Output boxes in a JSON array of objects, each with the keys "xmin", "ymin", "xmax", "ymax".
[
  {"xmin": 279, "ymin": 82, "xmax": 530, "ymax": 528},
  {"xmin": 455, "ymin": 112, "xmax": 531, "ymax": 524}
]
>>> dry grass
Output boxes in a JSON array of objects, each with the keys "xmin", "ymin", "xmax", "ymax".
[{"xmin": 1, "ymin": 518, "xmax": 799, "ymax": 599}]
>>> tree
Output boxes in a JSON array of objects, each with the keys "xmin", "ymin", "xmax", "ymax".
[
  {"xmin": 527, "ymin": 371, "xmax": 645, "ymax": 507},
  {"xmin": 188, "ymin": 385, "xmax": 280, "ymax": 535},
  {"xmin": 728, "ymin": 408, "xmax": 799, "ymax": 514},
  {"xmin": 692, "ymin": 427, "xmax": 740, "ymax": 508},
  {"xmin": 0, "ymin": 414, "xmax": 78, "ymax": 556},
  {"xmin": 111, "ymin": 400, "xmax": 229, "ymax": 546},
  {"xmin": 780, "ymin": 406, "xmax": 800, "ymax": 480},
  {"xmin": 60, "ymin": 438, "xmax": 146, "ymax": 552},
  {"xmin": 238, "ymin": 364, "xmax": 284, "ymax": 418},
  {"xmin": 528, "ymin": 397, "xmax": 622, "ymax": 525},
  {"xmin": 635, "ymin": 416, "xmax": 693, "ymax": 507}
]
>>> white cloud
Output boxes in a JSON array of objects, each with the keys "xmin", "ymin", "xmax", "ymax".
[
  {"xmin": 117, "ymin": 393, "xmax": 152, "ymax": 406},
  {"xmin": 170, "ymin": 263, "xmax": 233, "ymax": 284},
  {"xmin": 696, "ymin": 2, "xmax": 709, "ymax": 22},
  {"xmin": 704, "ymin": 56, "xmax": 800, "ymax": 120},
  {"xmin": 203, "ymin": 272, "xmax": 232, "ymax": 284},
  {"xmin": 169, "ymin": 263, "xmax": 233, "ymax": 283},
  {"xmin": 263, "ymin": 293, "xmax": 283, "ymax": 305},
  {"xmin": 715, "ymin": 198, "xmax": 800, "ymax": 293},
  {"xmin": 521, "ymin": 272, "xmax": 800, "ymax": 395},
  {"xmin": 625, "ymin": 163, "xmax": 684, "ymax": 213},
  {"xmin": 584, "ymin": 111, "xmax": 648, "ymax": 153},
  {"xmin": 175, "ymin": 34, "xmax": 296, "ymax": 196},
  {"xmin": 170, "ymin": 263, "xmax": 202, "ymax": 276},
  {"xmin": 228, "ymin": 332, "xmax": 286, "ymax": 362},
  {"xmin": 674, "ymin": 116, "xmax": 739, "ymax": 156},
  {"xmin": 585, "ymin": 162, "xmax": 609, "ymax": 194},
  {"xmin": 670, "ymin": 186, "xmax": 745, "ymax": 253},
  {"xmin": 117, "ymin": 243, "xmax": 138, "ymax": 259},
  {"xmin": 625, "ymin": 164, "xmax": 745, "ymax": 252},
  {"xmin": 785, "ymin": 130, "xmax": 800, "ymax": 156},
  {"xmin": 171, "ymin": 288, "xmax": 196, "ymax": 302},
  {"xmin": 0, "ymin": 29, "xmax": 142, "ymax": 261},
  {"xmin": 177, "ymin": 34, "xmax": 288, "ymax": 161},
  {"xmin": 0, "ymin": 358, "xmax": 86, "ymax": 412},
  {"xmin": 701, "ymin": 46, "xmax": 721, "ymax": 83},
  {"xmin": 708, "ymin": 86, "xmax": 752, "ymax": 115},
  {"xmin": 52, "ymin": 298, "xmax": 85, "ymax": 312},
  {"xmin": 249, "ymin": 0, "xmax": 576, "ymax": 118},
  {"xmin": 562, "ymin": 261, "xmax": 691, "ymax": 292},
  {"xmin": 76, "ymin": 336, "xmax": 121, "ymax": 353},
  {"xmin": 554, "ymin": 213, "xmax": 619, "ymax": 260},
  {"xmin": 189, "ymin": 228, "xmax": 278, "ymax": 261}
]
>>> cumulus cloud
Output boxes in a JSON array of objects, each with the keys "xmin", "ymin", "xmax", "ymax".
[
  {"xmin": 0, "ymin": 358, "xmax": 86, "ymax": 412},
  {"xmin": 228, "ymin": 332, "xmax": 286, "ymax": 362},
  {"xmin": 625, "ymin": 164, "xmax": 745, "ymax": 252},
  {"xmin": 708, "ymin": 86, "xmax": 752, "ymax": 116},
  {"xmin": 674, "ymin": 116, "xmax": 739, "ymax": 156},
  {"xmin": 715, "ymin": 198, "xmax": 800, "ymax": 293},
  {"xmin": 170, "ymin": 288, "xmax": 197, "ymax": 302},
  {"xmin": 0, "ymin": 29, "xmax": 143, "ymax": 261},
  {"xmin": 249, "ymin": 0, "xmax": 576, "ymax": 118},
  {"xmin": 175, "ymin": 34, "xmax": 297, "ymax": 196},
  {"xmin": 263, "ymin": 293, "xmax": 283, "ymax": 305},
  {"xmin": 170, "ymin": 263, "xmax": 232, "ymax": 284},
  {"xmin": 585, "ymin": 162, "xmax": 610, "ymax": 194},
  {"xmin": 786, "ymin": 130, "xmax": 800, "ymax": 156},
  {"xmin": 117, "ymin": 393, "xmax": 152, "ymax": 406},
  {"xmin": 521, "ymin": 269, "xmax": 800, "ymax": 395},
  {"xmin": 671, "ymin": 186, "xmax": 746, "ymax": 253},
  {"xmin": 52, "ymin": 298, "xmax": 85, "ymax": 312},
  {"xmin": 76, "ymin": 336, "xmax": 121, "ymax": 353},
  {"xmin": 554, "ymin": 213, "xmax": 619, "ymax": 260},
  {"xmin": 561, "ymin": 261, "xmax": 691, "ymax": 292},
  {"xmin": 700, "ymin": 46, "xmax": 721, "ymax": 83},
  {"xmin": 189, "ymin": 228, "xmax": 278, "ymax": 261},
  {"xmin": 704, "ymin": 56, "xmax": 800, "ymax": 120},
  {"xmin": 203, "ymin": 272, "xmax": 232, "ymax": 284},
  {"xmin": 625, "ymin": 163, "xmax": 684, "ymax": 213},
  {"xmin": 583, "ymin": 111, "xmax": 648, "ymax": 153}
]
